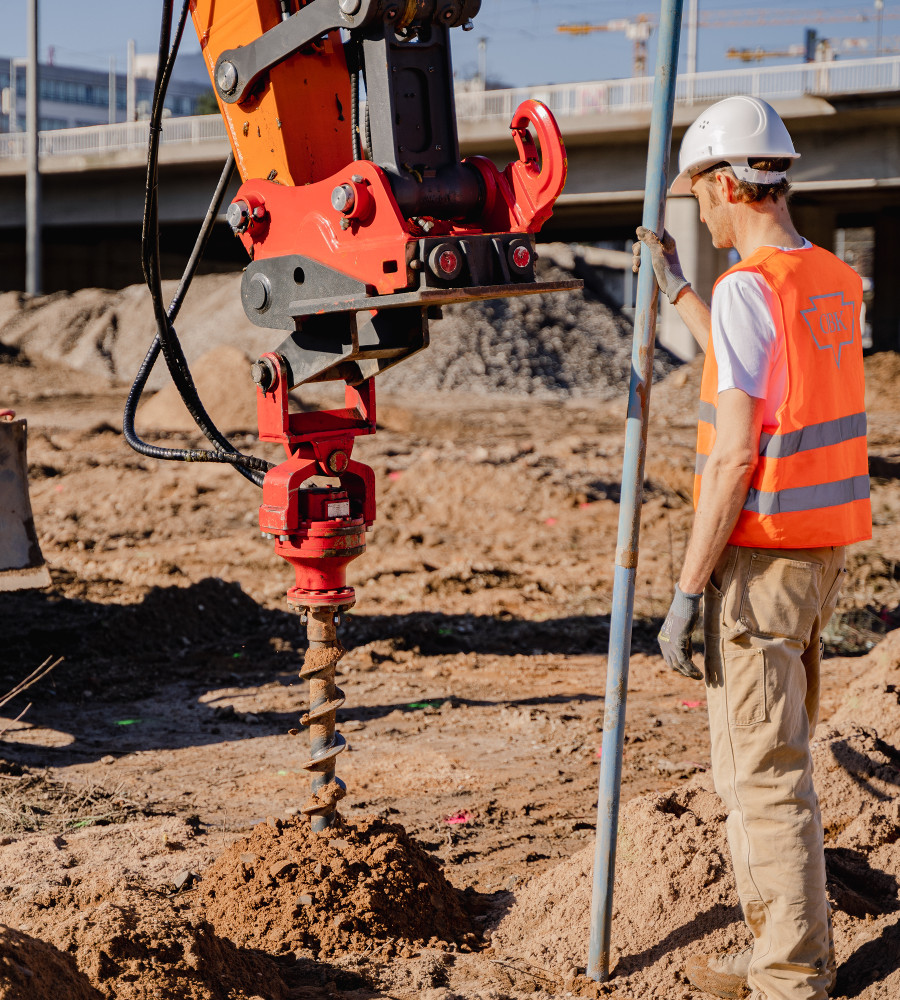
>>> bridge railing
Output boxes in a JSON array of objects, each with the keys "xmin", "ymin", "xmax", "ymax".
[
  {"xmin": 0, "ymin": 113, "xmax": 228, "ymax": 161},
  {"xmin": 2, "ymin": 55, "xmax": 900, "ymax": 161},
  {"xmin": 454, "ymin": 54, "xmax": 900, "ymax": 120}
]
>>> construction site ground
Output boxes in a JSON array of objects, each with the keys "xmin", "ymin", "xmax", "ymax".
[{"xmin": 0, "ymin": 277, "xmax": 899, "ymax": 1000}]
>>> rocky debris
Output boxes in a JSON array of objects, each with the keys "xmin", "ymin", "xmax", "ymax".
[{"xmin": 381, "ymin": 260, "xmax": 678, "ymax": 398}]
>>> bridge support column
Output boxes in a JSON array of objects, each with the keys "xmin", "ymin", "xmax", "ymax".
[
  {"xmin": 657, "ymin": 196, "xmax": 727, "ymax": 361},
  {"xmin": 792, "ymin": 204, "xmax": 835, "ymax": 253},
  {"xmin": 873, "ymin": 208, "xmax": 900, "ymax": 352}
]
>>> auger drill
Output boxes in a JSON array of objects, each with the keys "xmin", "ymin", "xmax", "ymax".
[{"xmin": 133, "ymin": 0, "xmax": 578, "ymax": 832}]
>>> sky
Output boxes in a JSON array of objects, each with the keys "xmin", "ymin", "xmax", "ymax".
[{"xmin": 4, "ymin": 1, "xmax": 898, "ymax": 88}]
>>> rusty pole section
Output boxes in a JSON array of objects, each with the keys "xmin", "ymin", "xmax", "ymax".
[{"xmin": 587, "ymin": 0, "xmax": 684, "ymax": 981}]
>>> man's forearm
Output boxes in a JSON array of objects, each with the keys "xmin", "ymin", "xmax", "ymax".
[
  {"xmin": 672, "ymin": 286, "xmax": 711, "ymax": 354},
  {"xmin": 679, "ymin": 453, "xmax": 756, "ymax": 594}
]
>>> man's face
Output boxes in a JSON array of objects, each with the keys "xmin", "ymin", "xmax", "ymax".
[{"xmin": 691, "ymin": 171, "xmax": 734, "ymax": 250}]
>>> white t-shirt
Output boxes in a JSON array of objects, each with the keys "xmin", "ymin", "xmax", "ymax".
[{"xmin": 710, "ymin": 240, "xmax": 812, "ymax": 426}]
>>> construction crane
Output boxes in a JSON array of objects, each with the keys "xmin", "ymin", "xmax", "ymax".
[
  {"xmin": 558, "ymin": 15, "xmax": 654, "ymax": 76},
  {"xmin": 560, "ymin": 7, "xmax": 900, "ymax": 74},
  {"xmin": 728, "ymin": 32, "xmax": 900, "ymax": 62}
]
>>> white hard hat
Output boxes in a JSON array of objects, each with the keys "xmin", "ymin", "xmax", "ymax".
[{"xmin": 671, "ymin": 96, "xmax": 800, "ymax": 195}]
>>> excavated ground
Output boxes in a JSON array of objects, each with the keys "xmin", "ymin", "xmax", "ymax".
[{"xmin": 0, "ymin": 274, "xmax": 898, "ymax": 999}]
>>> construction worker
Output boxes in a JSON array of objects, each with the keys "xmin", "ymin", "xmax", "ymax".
[{"xmin": 635, "ymin": 95, "xmax": 871, "ymax": 1000}]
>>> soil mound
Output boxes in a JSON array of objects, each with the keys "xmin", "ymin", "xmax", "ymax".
[
  {"xmin": 0, "ymin": 818, "xmax": 291, "ymax": 1000},
  {"xmin": 138, "ymin": 345, "xmax": 259, "ymax": 434},
  {"xmin": 199, "ymin": 814, "xmax": 475, "ymax": 959},
  {"xmin": 0, "ymin": 925, "xmax": 102, "ymax": 1000},
  {"xmin": 0, "ymin": 277, "xmax": 273, "ymax": 391},
  {"xmin": 829, "ymin": 627, "xmax": 900, "ymax": 745},
  {"xmin": 491, "ymin": 724, "xmax": 900, "ymax": 999},
  {"xmin": 0, "ymin": 259, "xmax": 679, "ymax": 399}
]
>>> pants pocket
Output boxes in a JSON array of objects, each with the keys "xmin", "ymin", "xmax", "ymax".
[
  {"xmin": 739, "ymin": 553, "xmax": 821, "ymax": 641},
  {"xmin": 724, "ymin": 647, "xmax": 767, "ymax": 726}
]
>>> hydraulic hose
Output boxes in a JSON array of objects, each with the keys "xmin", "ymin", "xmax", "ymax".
[{"xmin": 125, "ymin": 0, "xmax": 272, "ymax": 486}]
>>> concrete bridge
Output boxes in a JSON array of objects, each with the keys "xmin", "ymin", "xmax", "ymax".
[{"xmin": 3, "ymin": 56, "xmax": 900, "ymax": 354}]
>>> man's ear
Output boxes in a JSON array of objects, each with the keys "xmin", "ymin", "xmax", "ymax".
[{"xmin": 717, "ymin": 170, "xmax": 739, "ymax": 204}]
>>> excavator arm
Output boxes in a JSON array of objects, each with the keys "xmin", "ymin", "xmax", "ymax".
[{"xmin": 189, "ymin": 0, "xmax": 577, "ymax": 384}]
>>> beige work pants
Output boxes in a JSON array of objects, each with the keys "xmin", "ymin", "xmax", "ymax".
[{"xmin": 704, "ymin": 544, "xmax": 845, "ymax": 1000}]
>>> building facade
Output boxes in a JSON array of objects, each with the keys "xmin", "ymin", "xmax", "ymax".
[{"xmin": 0, "ymin": 56, "xmax": 212, "ymax": 132}]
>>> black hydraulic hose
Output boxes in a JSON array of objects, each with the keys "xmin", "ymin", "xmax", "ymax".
[
  {"xmin": 125, "ymin": 0, "xmax": 272, "ymax": 485},
  {"xmin": 123, "ymin": 152, "xmax": 270, "ymax": 484}
]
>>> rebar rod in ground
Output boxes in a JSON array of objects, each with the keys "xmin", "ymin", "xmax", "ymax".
[{"xmin": 299, "ymin": 605, "xmax": 347, "ymax": 831}]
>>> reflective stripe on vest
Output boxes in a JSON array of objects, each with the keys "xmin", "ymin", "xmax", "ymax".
[
  {"xmin": 695, "ymin": 243, "xmax": 872, "ymax": 549},
  {"xmin": 744, "ymin": 474, "xmax": 870, "ymax": 516},
  {"xmin": 696, "ymin": 410, "xmax": 868, "ymax": 477}
]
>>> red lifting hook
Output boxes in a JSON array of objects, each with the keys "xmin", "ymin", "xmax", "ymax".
[
  {"xmin": 506, "ymin": 100, "xmax": 569, "ymax": 231},
  {"xmin": 464, "ymin": 99, "xmax": 568, "ymax": 235}
]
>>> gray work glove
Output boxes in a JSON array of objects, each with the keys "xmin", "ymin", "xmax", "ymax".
[
  {"xmin": 658, "ymin": 585, "xmax": 703, "ymax": 680},
  {"xmin": 633, "ymin": 227, "xmax": 691, "ymax": 304}
]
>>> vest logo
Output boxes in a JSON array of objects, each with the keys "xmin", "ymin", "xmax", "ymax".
[{"xmin": 800, "ymin": 292, "xmax": 857, "ymax": 367}]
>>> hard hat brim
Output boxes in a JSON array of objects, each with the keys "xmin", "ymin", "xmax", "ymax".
[{"xmin": 669, "ymin": 152, "xmax": 800, "ymax": 196}]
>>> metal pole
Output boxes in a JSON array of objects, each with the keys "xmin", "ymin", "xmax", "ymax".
[
  {"xmin": 587, "ymin": 0, "xmax": 684, "ymax": 983},
  {"xmin": 127, "ymin": 39, "xmax": 136, "ymax": 123},
  {"xmin": 9, "ymin": 61, "xmax": 18, "ymax": 132},
  {"xmin": 109, "ymin": 56, "xmax": 117, "ymax": 124},
  {"xmin": 875, "ymin": 1, "xmax": 884, "ymax": 59},
  {"xmin": 686, "ymin": 0, "xmax": 698, "ymax": 102},
  {"xmin": 25, "ymin": 0, "xmax": 41, "ymax": 297}
]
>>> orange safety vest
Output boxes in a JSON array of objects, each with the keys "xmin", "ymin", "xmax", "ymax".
[{"xmin": 695, "ymin": 243, "xmax": 871, "ymax": 549}]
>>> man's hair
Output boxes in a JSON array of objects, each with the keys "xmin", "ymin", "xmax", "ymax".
[{"xmin": 698, "ymin": 158, "xmax": 792, "ymax": 203}]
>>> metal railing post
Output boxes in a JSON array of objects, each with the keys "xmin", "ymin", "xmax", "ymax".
[
  {"xmin": 25, "ymin": 0, "xmax": 41, "ymax": 296},
  {"xmin": 587, "ymin": 0, "xmax": 683, "ymax": 983}
]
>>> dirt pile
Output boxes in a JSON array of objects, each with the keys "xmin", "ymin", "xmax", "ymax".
[
  {"xmin": 829, "ymin": 627, "xmax": 900, "ymax": 745},
  {"xmin": 491, "ymin": 716, "xmax": 900, "ymax": 999},
  {"xmin": 199, "ymin": 814, "xmax": 476, "ymax": 959},
  {"xmin": 0, "ymin": 817, "xmax": 290, "ymax": 1000},
  {"xmin": 0, "ymin": 258, "xmax": 678, "ymax": 400},
  {"xmin": 137, "ymin": 345, "xmax": 260, "ymax": 434},
  {"xmin": 0, "ymin": 277, "xmax": 273, "ymax": 391}
]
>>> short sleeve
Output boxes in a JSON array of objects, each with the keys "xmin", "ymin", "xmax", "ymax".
[{"xmin": 710, "ymin": 271, "xmax": 778, "ymax": 399}]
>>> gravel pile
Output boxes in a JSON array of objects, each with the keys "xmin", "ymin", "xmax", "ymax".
[{"xmin": 381, "ymin": 260, "xmax": 679, "ymax": 398}]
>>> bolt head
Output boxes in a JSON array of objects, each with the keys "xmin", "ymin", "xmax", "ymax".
[
  {"xmin": 340, "ymin": 217, "xmax": 352, "ymax": 231},
  {"xmin": 428, "ymin": 242, "xmax": 462, "ymax": 280},
  {"xmin": 216, "ymin": 60, "xmax": 238, "ymax": 95},
  {"xmin": 327, "ymin": 450, "xmax": 350, "ymax": 474},
  {"xmin": 250, "ymin": 356, "xmax": 276, "ymax": 389},
  {"xmin": 226, "ymin": 200, "xmax": 250, "ymax": 234},
  {"xmin": 331, "ymin": 183, "xmax": 356, "ymax": 214},
  {"xmin": 246, "ymin": 273, "xmax": 271, "ymax": 311},
  {"xmin": 511, "ymin": 245, "xmax": 531, "ymax": 269}
]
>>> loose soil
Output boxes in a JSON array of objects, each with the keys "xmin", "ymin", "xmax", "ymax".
[{"xmin": 0, "ymin": 272, "xmax": 898, "ymax": 999}]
